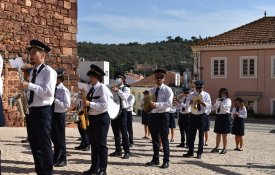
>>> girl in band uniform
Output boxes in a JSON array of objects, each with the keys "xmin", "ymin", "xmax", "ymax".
[
  {"xmin": 231, "ymin": 97, "xmax": 247, "ymax": 151},
  {"xmin": 211, "ymin": 88, "xmax": 232, "ymax": 154}
]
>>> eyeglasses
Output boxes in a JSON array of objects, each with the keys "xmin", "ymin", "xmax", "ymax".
[{"xmin": 155, "ymin": 76, "xmax": 164, "ymax": 79}]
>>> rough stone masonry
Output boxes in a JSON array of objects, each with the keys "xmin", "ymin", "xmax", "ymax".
[{"xmin": 0, "ymin": 0, "xmax": 79, "ymax": 126}]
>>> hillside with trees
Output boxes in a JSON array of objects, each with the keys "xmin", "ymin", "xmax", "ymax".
[{"xmin": 77, "ymin": 36, "xmax": 203, "ymax": 77}]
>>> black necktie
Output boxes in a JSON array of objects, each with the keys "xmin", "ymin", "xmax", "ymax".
[
  {"xmin": 28, "ymin": 69, "xmax": 37, "ymax": 105},
  {"xmin": 155, "ymin": 87, "xmax": 160, "ymax": 102},
  {"xmin": 87, "ymin": 87, "xmax": 95, "ymax": 101},
  {"xmin": 182, "ymin": 97, "xmax": 186, "ymax": 111},
  {"xmin": 28, "ymin": 64, "xmax": 45, "ymax": 105}
]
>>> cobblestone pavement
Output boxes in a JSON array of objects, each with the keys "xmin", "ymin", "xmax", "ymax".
[{"xmin": 1, "ymin": 117, "xmax": 275, "ymax": 175}]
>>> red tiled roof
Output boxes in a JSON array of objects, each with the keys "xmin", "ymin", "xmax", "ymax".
[
  {"xmin": 131, "ymin": 71, "xmax": 183, "ymax": 87},
  {"xmin": 193, "ymin": 17, "xmax": 275, "ymax": 47}
]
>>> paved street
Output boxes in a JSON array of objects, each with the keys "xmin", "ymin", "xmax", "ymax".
[{"xmin": 0, "ymin": 117, "xmax": 275, "ymax": 175}]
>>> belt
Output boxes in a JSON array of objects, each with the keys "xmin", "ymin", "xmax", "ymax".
[{"xmin": 191, "ymin": 113, "xmax": 205, "ymax": 116}]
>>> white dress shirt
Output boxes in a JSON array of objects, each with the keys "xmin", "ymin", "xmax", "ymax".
[
  {"xmin": 169, "ymin": 105, "xmax": 177, "ymax": 113},
  {"xmin": 190, "ymin": 91, "xmax": 211, "ymax": 115},
  {"xmin": 117, "ymin": 85, "xmax": 130, "ymax": 109},
  {"xmin": 214, "ymin": 98, "xmax": 232, "ymax": 114},
  {"xmin": 150, "ymin": 83, "xmax": 173, "ymax": 113},
  {"xmin": 54, "ymin": 82, "xmax": 71, "ymax": 113},
  {"xmin": 0, "ymin": 54, "xmax": 3, "ymax": 96},
  {"xmin": 28, "ymin": 64, "xmax": 57, "ymax": 107},
  {"xmin": 88, "ymin": 82, "xmax": 112, "ymax": 115},
  {"xmin": 179, "ymin": 95, "xmax": 191, "ymax": 114},
  {"xmin": 127, "ymin": 94, "xmax": 135, "ymax": 112},
  {"xmin": 231, "ymin": 107, "xmax": 247, "ymax": 119}
]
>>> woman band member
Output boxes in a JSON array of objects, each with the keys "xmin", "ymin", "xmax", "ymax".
[{"xmin": 211, "ymin": 88, "xmax": 232, "ymax": 154}]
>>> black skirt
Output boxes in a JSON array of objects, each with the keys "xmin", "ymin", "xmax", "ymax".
[
  {"xmin": 169, "ymin": 113, "xmax": 176, "ymax": 128},
  {"xmin": 231, "ymin": 117, "xmax": 245, "ymax": 136},
  {"xmin": 214, "ymin": 113, "xmax": 231, "ymax": 134},
  {"xmin": 203, "ymin": 115, "xmax": 210, "ymax": 131},
  {"xmin": 141, "ymin": 110, "xmax": 149, "ymax": 125}
]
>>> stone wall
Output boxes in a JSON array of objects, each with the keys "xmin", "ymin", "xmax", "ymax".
[{"xmin": 0, "ymin": 0, "xmax": 79, "ymax": 126}]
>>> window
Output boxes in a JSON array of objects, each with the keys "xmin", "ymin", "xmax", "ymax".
[
  {"xmin": 240, "ymin": 56, "xmax": 257, "ymax": 78},
  {"xmin": 211, "ymin": 57, "xmax": 227, "ymax": 78},
  {"xmin": 271, "ymin": 56, "xmax": 275, "ymax": 78}
]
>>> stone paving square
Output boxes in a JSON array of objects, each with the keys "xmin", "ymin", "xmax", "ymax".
[{"xmin": 0, "ymin": 117, "xmax": 275, "ymax": 175}]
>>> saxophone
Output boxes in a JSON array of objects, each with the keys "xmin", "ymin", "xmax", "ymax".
[
  {"xmin": 78, "ymin": 89, "xmax": 89, "ymax": 130},
  {"xmin": 9, "ymin": 67, "xmax": 29, "ymax": 117}
]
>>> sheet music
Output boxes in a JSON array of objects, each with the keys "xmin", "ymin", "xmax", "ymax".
[{"xmin": 8, "ymin": 57, "xmax": 25, "ymax": 68}]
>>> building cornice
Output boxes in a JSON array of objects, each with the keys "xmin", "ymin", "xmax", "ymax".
[{"xmin": 192, "ymin": 44, "xmax": 275, "ymax": 52}]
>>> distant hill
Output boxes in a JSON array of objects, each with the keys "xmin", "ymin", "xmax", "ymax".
[{"xmin": 77, "ymin": 36, "xmax": 203, "ymax": 77}]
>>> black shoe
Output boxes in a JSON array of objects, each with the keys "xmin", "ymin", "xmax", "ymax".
[
  {"xmin": 220, "ymin": 148, "xmax": 227, "ymax": 154},
  {"xmin": 21, "ymin": 138, "xmax": 28, "ymax": 143},
  {"xmin": 129, "ymin": 143, "xmax": 133, "ymax": 148},
  {"xmin": 54, "ymin": 160, "xmax": 67, "ymax": 167},
  {"xmin": 75, "ymin": 145, "xmax": 85, "ymax": 150},
  {"xmin": 145, "ymin": 160, "xmax": 160, "ymax": 166},
  {"xmin": 160, "ymin": 162, "xmax": 169, "ymax": 169},
  {"xmin": 196, "ymin": 154, "xmax": 201, "ymax": 159},
  {"xmin": 176, "ymin": 143, "xmax": 185, "ymax": 148},
  {"xmin": 82, "ymin": 146, "xmax": 90, "ymax": 151},
  {"xmin": 109, "ymin": 151, "xmax": 122, "ymax": 157},
  {"xmin": 204, "ymin": 143, "xmax": 208, "ymax": 146},
  {"xmin": 97, "ymin": 169, "xmax": 107, "ymax": 175},
  {"xmin": 183, "ymin": 153, "xmax": 193, "ymax": 158},
  {"xmin": 122, "ymin": 153, "xmax": 130, "ymax": 159},
  {"xmin": 211, "ymin": 148, "xmax": 219, "ymax": 153},
  {"xmin": 83, "ymin": 168, "xmax": 97, "ymax": 175}
]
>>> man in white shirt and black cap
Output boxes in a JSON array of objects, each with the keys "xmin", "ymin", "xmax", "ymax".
[
  {"xmin": 109, "ymin": 72, "xmax": 131, "ymax": 159},
  {"xmin": 51, "ymin": 68, "xmax": 71, "ymax": 167},
  {"xmin": 83, "ymin": 64, "xmax": 112, "ymax": 175},
  {"xmin": 145, "ymin": 68, "xmax": 173, "ymax": 169},
  {"xmin": 19, "ymin": 39, "xmax": 57, "ymax": 175},
  {"xmin": 183, "ymin": 80, "xmax": 211, "ymax": 159}
]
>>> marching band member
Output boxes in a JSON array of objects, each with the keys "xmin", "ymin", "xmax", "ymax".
[
  {"xmin": 204, "ymin": 100, "xmax": 211, "ymax": 146},
  {"xmin": 231, "ymin": 97, "xmax": 247, "ymax": 151},
  {"xmin": 183, "ymin": 80, "xmax": 211, "ymax": 159},
  {"xmin": 176, "ymin": 86, "xmax": 191, "ymax": 148},
  {"xmin": 75, "ymin": 89, "xmax": 90, "ymax": 151},
  {"xmin": 127, "ymin": 92, "xmax": 135, "ymax": 147},
  {"xmin": 211, "ymin": 88, "xmax": 232, "ymax": 154},
  {"xmin": 109, "ymin": 72, "xmax": 131, "ymax": 159},
  {"xmin": 19, "ymin": 40, "xmax": 57, "ymax": 175},
  {"xmin": 145, "ymin": 68, "xmax": 173, "ymax": 169},
  {"xmin": 51, "ymin": 69, "xmax": 71, "ymax": 167},
  {"xmin": 169, "ymin": 97, "xmax": 177, "ymax": 143},
  {"xmin": 83, "ymin": 64, "xmax": 112, "ymax": 175},
  {"xmin": 141, "ymin": 90, "xmax": 150, "ymax": 139}
]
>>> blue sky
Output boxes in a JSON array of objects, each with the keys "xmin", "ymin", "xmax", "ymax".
[{"xmin": 77, "ymin": 0, "xmax": 275, "ymax": 44}]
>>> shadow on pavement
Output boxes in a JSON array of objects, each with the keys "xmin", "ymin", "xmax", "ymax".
[{"xmin": 180, "ymin": 160, "xmax": 243, "ymax": 175}]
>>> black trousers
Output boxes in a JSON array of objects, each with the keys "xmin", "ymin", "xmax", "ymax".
[
  {"xmin": 188, "ymin": 113, "xmax": 205, "ymax": 155},
  {"xmin": 178, "ymin": 113, "xmax": 190, "ymax": 146},
  {"xmin": 127, "ymin": 111, "xmax": 134, "ymax": 144},
  {"xmin": 51, "ymin": 112, "xmax": 66, "ymax": 160},
  {"xmin": 87, "ymin": 112, "xmax": 110, "ymax": 171},
  {"xmin": 77, "ymin": 121, "xmax": 89, "ymax": 147},
  {"xmin": 27, "ymin": 105, "xmax": 53, "ymax": 175},
  {"xmin": 111, "ymin": 109, "xmax": 130, "ymax": 153},
  {"xmin": 149, "ymin": 113, "xmax": 170, "ymax": 163}
]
